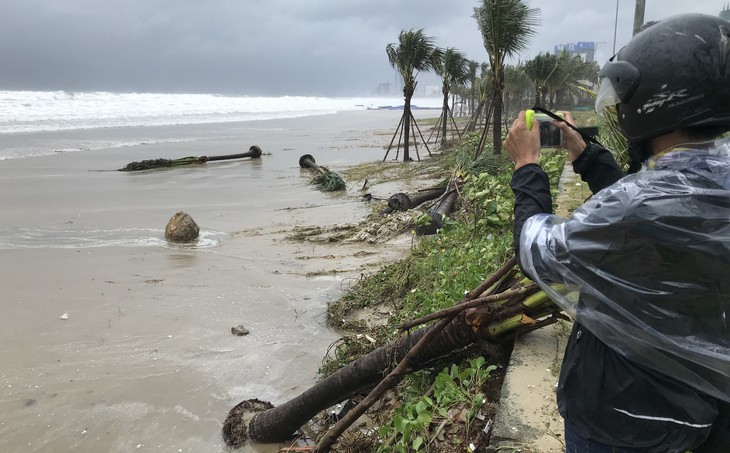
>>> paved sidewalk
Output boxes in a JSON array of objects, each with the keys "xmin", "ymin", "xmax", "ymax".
[
  {"xmin": 489, "ymin": 161, "xmax": 585, "ymax": 452},
  {"xmin": 489, "ymin": 322, "xmax": 570, "ymax": 452}
]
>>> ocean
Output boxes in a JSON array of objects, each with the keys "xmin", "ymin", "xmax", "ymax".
[
  {"xmin": 0, "ymin": 90, "xmax": 441, "ymax": 160},
  {"xmin": 0, "ymin": 97, "xmax": 434, "ymax": 451}
]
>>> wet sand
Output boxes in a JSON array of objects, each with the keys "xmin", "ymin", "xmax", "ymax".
[{"xmin": 0, "ymin": 109, "xmax": 439, "ymax": 452}]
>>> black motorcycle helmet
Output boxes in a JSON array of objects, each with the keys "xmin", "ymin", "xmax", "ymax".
[{"xmin": 596, "ymin": 13, "xmax": 730, "ymax": 143}]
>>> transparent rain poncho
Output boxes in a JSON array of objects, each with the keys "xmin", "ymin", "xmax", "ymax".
[{"xmin": 520, "ymin": 136, "xmax": 730, "ymax": 402}]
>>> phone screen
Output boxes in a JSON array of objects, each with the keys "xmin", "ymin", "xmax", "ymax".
[{"xmin": 538, "ymin": 121, "xmax": 563, "ymax": 147}]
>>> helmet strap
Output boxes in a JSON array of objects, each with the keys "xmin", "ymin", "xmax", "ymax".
[{"xmin": 627, "ymin": 141, "xmax": 651, "ymax": 173}]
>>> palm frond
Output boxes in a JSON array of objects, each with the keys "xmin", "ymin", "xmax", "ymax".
[
  {"xmin": 573, "ymin": 86, "xmax": 630, "ymax": 170},
  {"xmin": 120, "ymin": 156, "xmax": 202, "ymax": 171},
  {"xmin": 474, "ymin": 0, "xmax": 541, "ymax": 65},
  {"xmin": 312, "ymin": 168, "xmax": 347, "ymax": 192},
  {"xmin": 386, "ymin": 29, "xmax": 437, "ymax": 88},
  {"xmin": 455, "ymin": 148, "xmax": 509, "ymax": 176}
]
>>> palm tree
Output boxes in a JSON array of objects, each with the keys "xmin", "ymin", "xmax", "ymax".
[
  {"xmin": 432, "ymin": 47, "xmax": 470, "ymax": 147},
  {"xmin": 466, "ymin": 69, "xmax": 493, "ymax": 132},
  {"xmin": 524, "ymin": 51, "xmax": 599, "ymax": 110},
  {"xmin": 524, "ymin": 52, "xmax": 558, "ymax": 108},
  {"xmin": 385, "ymin": 29, "xmax": 438, "ymax": 162},
  {"xmin": 473, "ymin": 0, "xmax": 540, "ymax": 154},
  {"xmin": 554, "ymin": 53, "xmax": 599, "ymax": 109},
  {"xmin": 550, "ymin": 52, "xmax": 584, "ymax": 108},
  {"xmin": 502, "ymin": 64, "xmax": 533, "ymax": 127},
  {"xmin": 467, "ymin": 60, "xmax": 479, "ymax": 116}
]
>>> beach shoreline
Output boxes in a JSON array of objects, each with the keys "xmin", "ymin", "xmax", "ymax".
[{"xmin": 0, "ymin": 109, "xmax": 439, "ymax": 452}]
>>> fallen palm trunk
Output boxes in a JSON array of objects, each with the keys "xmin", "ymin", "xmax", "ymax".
[
  {"xmin": 315, "ymin": 282, "xmax": 560, "ymax": 453},
  {"xmin": 223, "ymin": 257, "xmax": 516, "ymax": 447},
  {"xmin": 416, "ymin": 179, "xmax": 462, "ymax": 235},
  {"xmin": 224, "ymin": 313, "xmax": 476, "ymax": 447},
  {"xmin": 118, "ymin": 145, "xmax": 262, "ymax": 171},
  {"xmin": 299, "ymin": 154, "xmax": 346, "ymax": 192},
  {"xmin": 222, "ymin": 257, "xmax": 563, "ymax": 450},
  {"xmin": 387, "ymin": 187, "xmax": 447, "ymax": 212},
  {"xmin": 313, "ymin": 259, "xmax": 529, "ymax": 453}
]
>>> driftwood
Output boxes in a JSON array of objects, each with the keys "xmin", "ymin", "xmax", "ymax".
[{"xmin": 221, "ymin": 257, "xmax": 563, "ymax": 451}]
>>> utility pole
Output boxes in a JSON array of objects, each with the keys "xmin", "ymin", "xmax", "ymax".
[
  {"xmin": 633, "ymin": 0, "xmax": 646, "ymax": 36},
  {"xmin": 613, "ymin": 0, "xmax": 620, "ymax": 55}
]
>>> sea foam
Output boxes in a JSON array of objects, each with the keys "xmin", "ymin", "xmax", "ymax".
[{"xmin": 0, "ymin": 90, "xmax": 436, "ymax": 134}]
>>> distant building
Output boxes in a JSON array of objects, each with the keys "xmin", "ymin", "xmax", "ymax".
[
  {"xmin": 375, "ymin": 82, "xmax": 394, "ymax": 96},
  {"xmin": 424, "ymin": 85, "xmax": 441, "ymax": 97},
  {"xmin": 721, "ymin": 3, "xmax": 730, "ymax": 20},
  {"xmin": 554, "ymin": 41, "xmax": 596, "ymax": 62}
]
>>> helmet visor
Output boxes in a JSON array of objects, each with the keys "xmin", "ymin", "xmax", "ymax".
[{"xmin": 595, "ymin": 77, "xmax": 621, "ymax": 115}]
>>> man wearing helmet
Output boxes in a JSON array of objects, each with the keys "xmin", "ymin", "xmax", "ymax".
[{"xmin": 505, "ymin": 14, "xmax": 730, "ymax": 452}]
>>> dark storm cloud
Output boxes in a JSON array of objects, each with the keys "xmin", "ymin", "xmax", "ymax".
[{"xmin": 0, "ymin": 0, "xmax": 725, "ymax": 95}]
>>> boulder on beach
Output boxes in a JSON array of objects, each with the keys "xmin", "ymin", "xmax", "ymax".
[{"xmin": 165, "ymin": 211, "xmax": 200, "ymax": 243}]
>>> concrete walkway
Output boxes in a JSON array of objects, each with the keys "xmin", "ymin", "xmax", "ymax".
[
  {"xmin": 490, "ymin": 161, "xmax": 586, "ymax": 452},
  {"xmin": 489, "ymin": 321, "xmax": 570, "ymax": 452}
]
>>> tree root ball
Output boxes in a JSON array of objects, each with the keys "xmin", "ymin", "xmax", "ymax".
[
  {"xmin": 387, "ymin": 192, "xmax": 412, "ymax": 211},
  {"xmin": 222, "ymin": 398, "xmax": 275, "ymax": 447},
  {"xmin": 165, "ymin": 211, "xmax": 200, "ymax": 243},
  {"xmin": 248, "ymin": 145, "xmax": 262, "ymax": 158}
]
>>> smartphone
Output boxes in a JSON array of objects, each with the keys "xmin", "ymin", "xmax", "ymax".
[{"xmin": 526, "ymin": 110, "xmax": 563, "ymax": 148}]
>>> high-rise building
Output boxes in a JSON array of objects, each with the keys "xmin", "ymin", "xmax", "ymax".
[
  {"xmin": 375, "ymin": 82, "xmax": 394, "ymax": 96},
  {"xmin": 553, "ymin": 42, "xmax": 596, "ymax": 62},
  {"xmin": 721, "ymin": 3, "xmax": 730, "ymax": 20}
]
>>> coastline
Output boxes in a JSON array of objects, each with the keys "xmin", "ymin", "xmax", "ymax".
[{"xmin": 0, "ymin": 109, "xmax": 439, "ymax": 452}]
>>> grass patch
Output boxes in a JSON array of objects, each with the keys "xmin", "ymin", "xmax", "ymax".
[{"xmin": 317, "ymin": 120, "xmax": 569, "ymax": 451}]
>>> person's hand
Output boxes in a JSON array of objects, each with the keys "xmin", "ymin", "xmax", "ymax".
[
  {"xmin": 505, "ymin": 110, "xmax": 540, "ymax": 170},
  {"xmin": 554, "ymin": 111, "xmax": 587, "ymax": 162}
]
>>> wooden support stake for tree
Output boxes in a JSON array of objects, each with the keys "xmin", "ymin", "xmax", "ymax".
[
  {"xmin": 410, "ymin": 112, "xmax": 432, "ymax": 158},
  {"xmin": 384, "ymin": 110, "xmax": 433, "ymax": 162},
  {"xmin": 448, "ymin": 105, "xmax": 463, "ymax": 141},
  {"xmin": 426, "ymin": 111, "xmax": 445, "ymax": 144},
  {"xmin": 383, "ymin": 114, "xmax": 406, "ymax": 162}
]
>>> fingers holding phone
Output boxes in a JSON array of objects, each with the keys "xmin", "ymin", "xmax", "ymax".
[
  {"xmin": 505, "ymin": 110, "xmax": 541, "ymax": 170},
  {"xmin": 553, "ymin": 111, "xmax": 588, "ymax": 162}
]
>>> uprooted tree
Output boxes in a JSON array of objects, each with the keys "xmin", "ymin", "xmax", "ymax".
[
  {"xmin": 299, "ymin": 154, "xmax": 347, "ymax": 192},
  {"xmin": 416, "ymin": 178, "xmax": 463, "ymax": 236},
  {"xmin": 119, "ymin": 145, "xmax": 263, "ymax": 171},
  {"xmin": 222, "ymin": 257, "xmax": 563, "ymax": 452}
]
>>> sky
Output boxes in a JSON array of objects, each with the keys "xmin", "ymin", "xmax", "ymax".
[{"xmin": 0, "ymin": 0, "xmax": 727, "ymax": 96}]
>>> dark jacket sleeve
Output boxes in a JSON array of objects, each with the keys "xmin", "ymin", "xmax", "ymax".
[
  {"xmin": 510, "ymin": 163, "xmax": 552, "ymax": 274},
  {"xmin": 571, "ymin": 142, "xmax": 625, "ymax": 194},
  {"xmin": 510, "ymin": 144, "xmax": 623, "ymax": 274}
]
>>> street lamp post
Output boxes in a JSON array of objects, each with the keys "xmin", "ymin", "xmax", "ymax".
[
  {"xmin": 633, "ymin": 0, "xmax": 646, "ymax": 36},
  {"xmin": 613, "ymin": 0, "xmax": 620, "ymax": 55}
]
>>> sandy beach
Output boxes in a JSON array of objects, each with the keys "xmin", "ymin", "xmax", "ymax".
[{"xmin": 0, "ymin": 109, "xmax": 439, "ymax": 452}]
